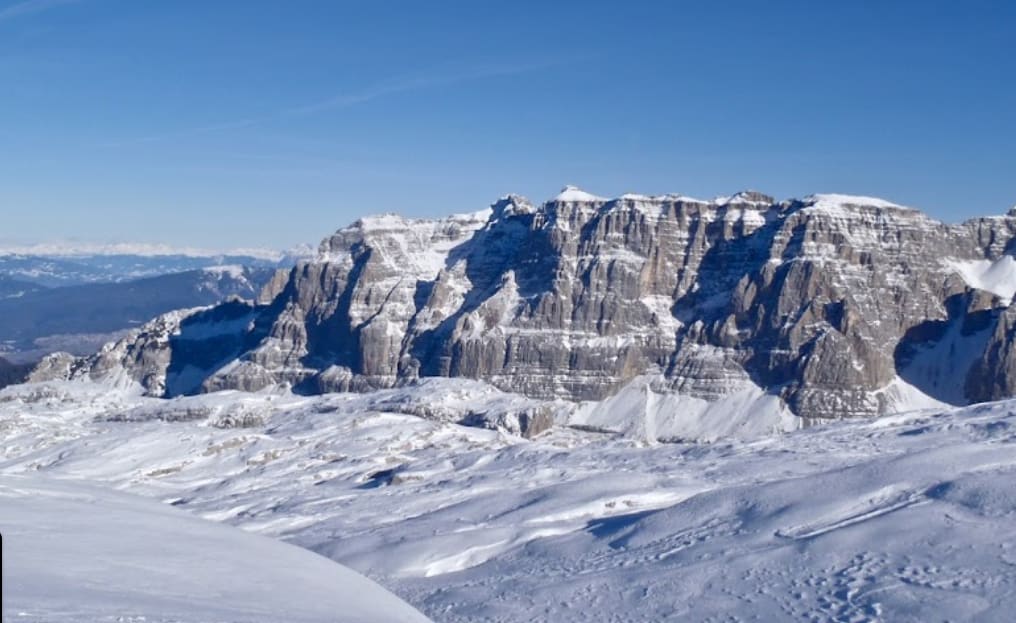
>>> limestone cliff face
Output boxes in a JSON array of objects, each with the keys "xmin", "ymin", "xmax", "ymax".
[
  {"xmin": 967, "ymin": 300, "xmax": 1016, "ymax": 402},
  {"xmin": 34, "ymin": 188, "xmax": 1016, "ymax": 420}
]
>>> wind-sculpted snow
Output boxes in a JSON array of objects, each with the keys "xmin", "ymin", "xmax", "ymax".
[
  {"xmin": 2, "ymin": 380, "xmax": 1016, "ymax": 621},
  {"xmin": 29, "ymin": 188, "xmax": 1016, "ymax": 425},
  {"xmin": 1, "ymin": 474, "xmax": 431, "ymax": 623}
]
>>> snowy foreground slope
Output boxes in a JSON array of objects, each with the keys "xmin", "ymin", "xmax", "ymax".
[
  {"xmin": 2, "ymin": 380, "xmax": 1016, "ymax": 622},
  {"xmin": 2, "ymin": 475, "xmax": 431, "ymax": 623}
]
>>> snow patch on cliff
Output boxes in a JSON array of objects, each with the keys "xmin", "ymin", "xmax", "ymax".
[{"xmin": 945, "ymin": 256, "xmax": 1016, "ymax": 303}]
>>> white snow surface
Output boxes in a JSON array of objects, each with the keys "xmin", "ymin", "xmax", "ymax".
[
  {"xmin": 945, "ymin": 256, "xmax": 1016, "ymax": 303},
  {"xmin": 712, "ymin": 191, "xmax": 770, "ymax": 206},
  {"xmin": 805, "ymin": 193, "xmax": 909, "ymax": 211},
  {"xmin": 895, "ymin": 312, "xmax": 998, "ymax": 405},
  {"xmin": 2, "ymin": 379, "xmax": 1016, "ymax": 621},
  {"xmin": 553, "ymin": 185, "xmax": 606, "ymax": 203},
  {"xmin": 1, "ymin": 474, "xmax": 431, "ymax": 623},
  {"xmin": 569, "ymin": 375, "xmax": 799, "ymax": 443},
  {"xmin": 318, "ymin": 210, "xmax": 489, "ymax": 280},
  {"xmin": 201, "ymin": 263, "xmax": 246, "ymax": 278}
]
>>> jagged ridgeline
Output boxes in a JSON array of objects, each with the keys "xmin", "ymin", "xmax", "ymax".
[{"xmin": 31, "ymin": 187, "xmax": 1016, "ymax": 422}]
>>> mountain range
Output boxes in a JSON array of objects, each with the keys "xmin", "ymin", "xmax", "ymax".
[
  {"xmin": 0, "ymin": 244, "xmax": 311, "ymax": 286},
  {"xmin": 10, "ymin": 187, "xmax": 1016, "ymax": 621},
  {"xmin": 0, "ymin": 266, "xmax": 281, "ymax": 364},
  {"xmin": 0, "ymin": 245, "xmax": 316, "ymax": 370},
  {"xmin": 29, "ymin": 187, "xmax": 1016, "ymax": 434}
]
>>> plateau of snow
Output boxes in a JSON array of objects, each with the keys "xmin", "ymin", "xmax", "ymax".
[
  {"xmin": 2, "ymin": 378, "xmax": 1015, "ymax": 621},
  {"xmin": 553, "ymin": 185, "xmax": 606, "ymax": 203},
  {"xmin": 805, "ymin": 193, "xmax": 910, "ymax": 211}
]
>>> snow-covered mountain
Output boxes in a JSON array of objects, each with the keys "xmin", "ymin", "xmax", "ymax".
[
  {"xmin": 8, "ymin": 187, "xmax": 1016, "ymax": 620},
  {"xmin": 32, "ymin": 188, "xmax": 1016, "ymax": 428},
  {"xmin": 0, "ymin": 266, "xmax": 279, "ymax": 365},
  {"xmin": 0, "ymin": 242, "xmax": 313, "ymax": 286},
  {"xmin": 1, "ymin": 378, "xmax": 1014, "ymax": 621},
  {"xmin": 0, "ymin": 241, "xmax": 315, "ymax": 365}
]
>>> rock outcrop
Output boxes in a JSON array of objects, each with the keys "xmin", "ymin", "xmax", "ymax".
[{"xmin": 32, "ymin": 188, "xmax": 1016, "ymax": 421}]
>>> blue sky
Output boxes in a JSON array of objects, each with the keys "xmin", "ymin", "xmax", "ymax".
[{"xmin": 1, "ymin": 0, "xmax": 1014, "ymax": 249}]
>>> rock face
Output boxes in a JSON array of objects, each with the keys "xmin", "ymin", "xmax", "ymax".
[{"xmin": 32, "ymin": 188, "xmax": 1016, "ymax": 421}]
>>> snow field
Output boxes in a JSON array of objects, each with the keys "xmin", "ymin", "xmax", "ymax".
[{"xmin": 1, "ymin": 379, "xmax": 1015, "ymax": 621}]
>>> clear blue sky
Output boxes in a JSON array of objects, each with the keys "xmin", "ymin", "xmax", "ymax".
[{"xmin": 1, "ymin": 0, "xmax": 1014, "ymax": 249}]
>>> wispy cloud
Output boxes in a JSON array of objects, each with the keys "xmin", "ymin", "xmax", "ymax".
[
  {"xmin": 285, "ymin": 61, "xmax": 563, "ymax": 116},
  {"xmin": 101, "ymin": 57, "xmax": 581, "ymax": 148},
  {"xmin": 0, "ymin": 0, "xmax": 78, "ymax": 23},
  {"xmin": 99, "ymin": 119, "xmax": 258, "ymax": 148}
]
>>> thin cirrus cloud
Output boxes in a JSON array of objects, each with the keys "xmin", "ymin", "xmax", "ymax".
[
  {"xmin": 100, "ymin": 119, "xmax": 261, "ymax": 149},
  {"xmin": 284, "ymin": 60, "xmax": 566, "ymax": 116},
  {"xmin": 101, "ymin": 58, "xmax": 579, "ymax": 148},
  {"xmin": 0, "ymin": 0, "xmax": 78, "ymax": 23}
]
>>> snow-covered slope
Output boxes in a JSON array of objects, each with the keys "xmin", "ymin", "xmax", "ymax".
[
  {"xmin": 945, "ymin": 256, "xmax": 1016, "ymax": 304},
  {"xmin": 2, "ymin": 475, "xmax": 431, "ymax": 623},
  {"xmin": 2, "ymin": 379, "xmax": 1015, "ymax": 621},
  {"xmin": 568, "ymin": 374, "xmax": 799, "ymax": 442}
]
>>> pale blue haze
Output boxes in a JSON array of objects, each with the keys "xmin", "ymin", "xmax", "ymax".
[{"xmin": 1, "ymin": 0, "xmax": 1014, "ymax": 247}]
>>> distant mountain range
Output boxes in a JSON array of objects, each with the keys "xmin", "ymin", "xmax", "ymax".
[
  {"xmin": 0, "ymin": 243, "xmax": 313, "ymax": 368},
  {"xmin": 0, "ymin": 243, "xmax": 313, "ymax": 287},
  {"xmin": 0, "ymin": 266, "xmax": 281, "ymax": 363},
  {"xmin": 0, "ymin": 274, "xmax": 47, "ymax": 299}
]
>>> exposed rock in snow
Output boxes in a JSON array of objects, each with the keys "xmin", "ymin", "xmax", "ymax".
[
  {"xmin": 30, "ymin": 188, "xmax": 1016, "ymax": 427},
  {"xmin": 714, "ymin": 190, "xmax": 775, "ymax": 206}
]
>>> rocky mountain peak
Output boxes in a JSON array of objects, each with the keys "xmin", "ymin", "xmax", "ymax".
[
  {"xmin": 552, "ymin": 185, "xmax": 606, "ymax": 203},
  {"xmin": 717, "ymin": 190, "xmax": 775, "ymax": 205},
  {"xmin": 492, "ymin": 194, "xmax": 537, "ymax": 218},
  {"xmin": 31, "ymin": 188, "xmax": 1016, "ymax": 428}
]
